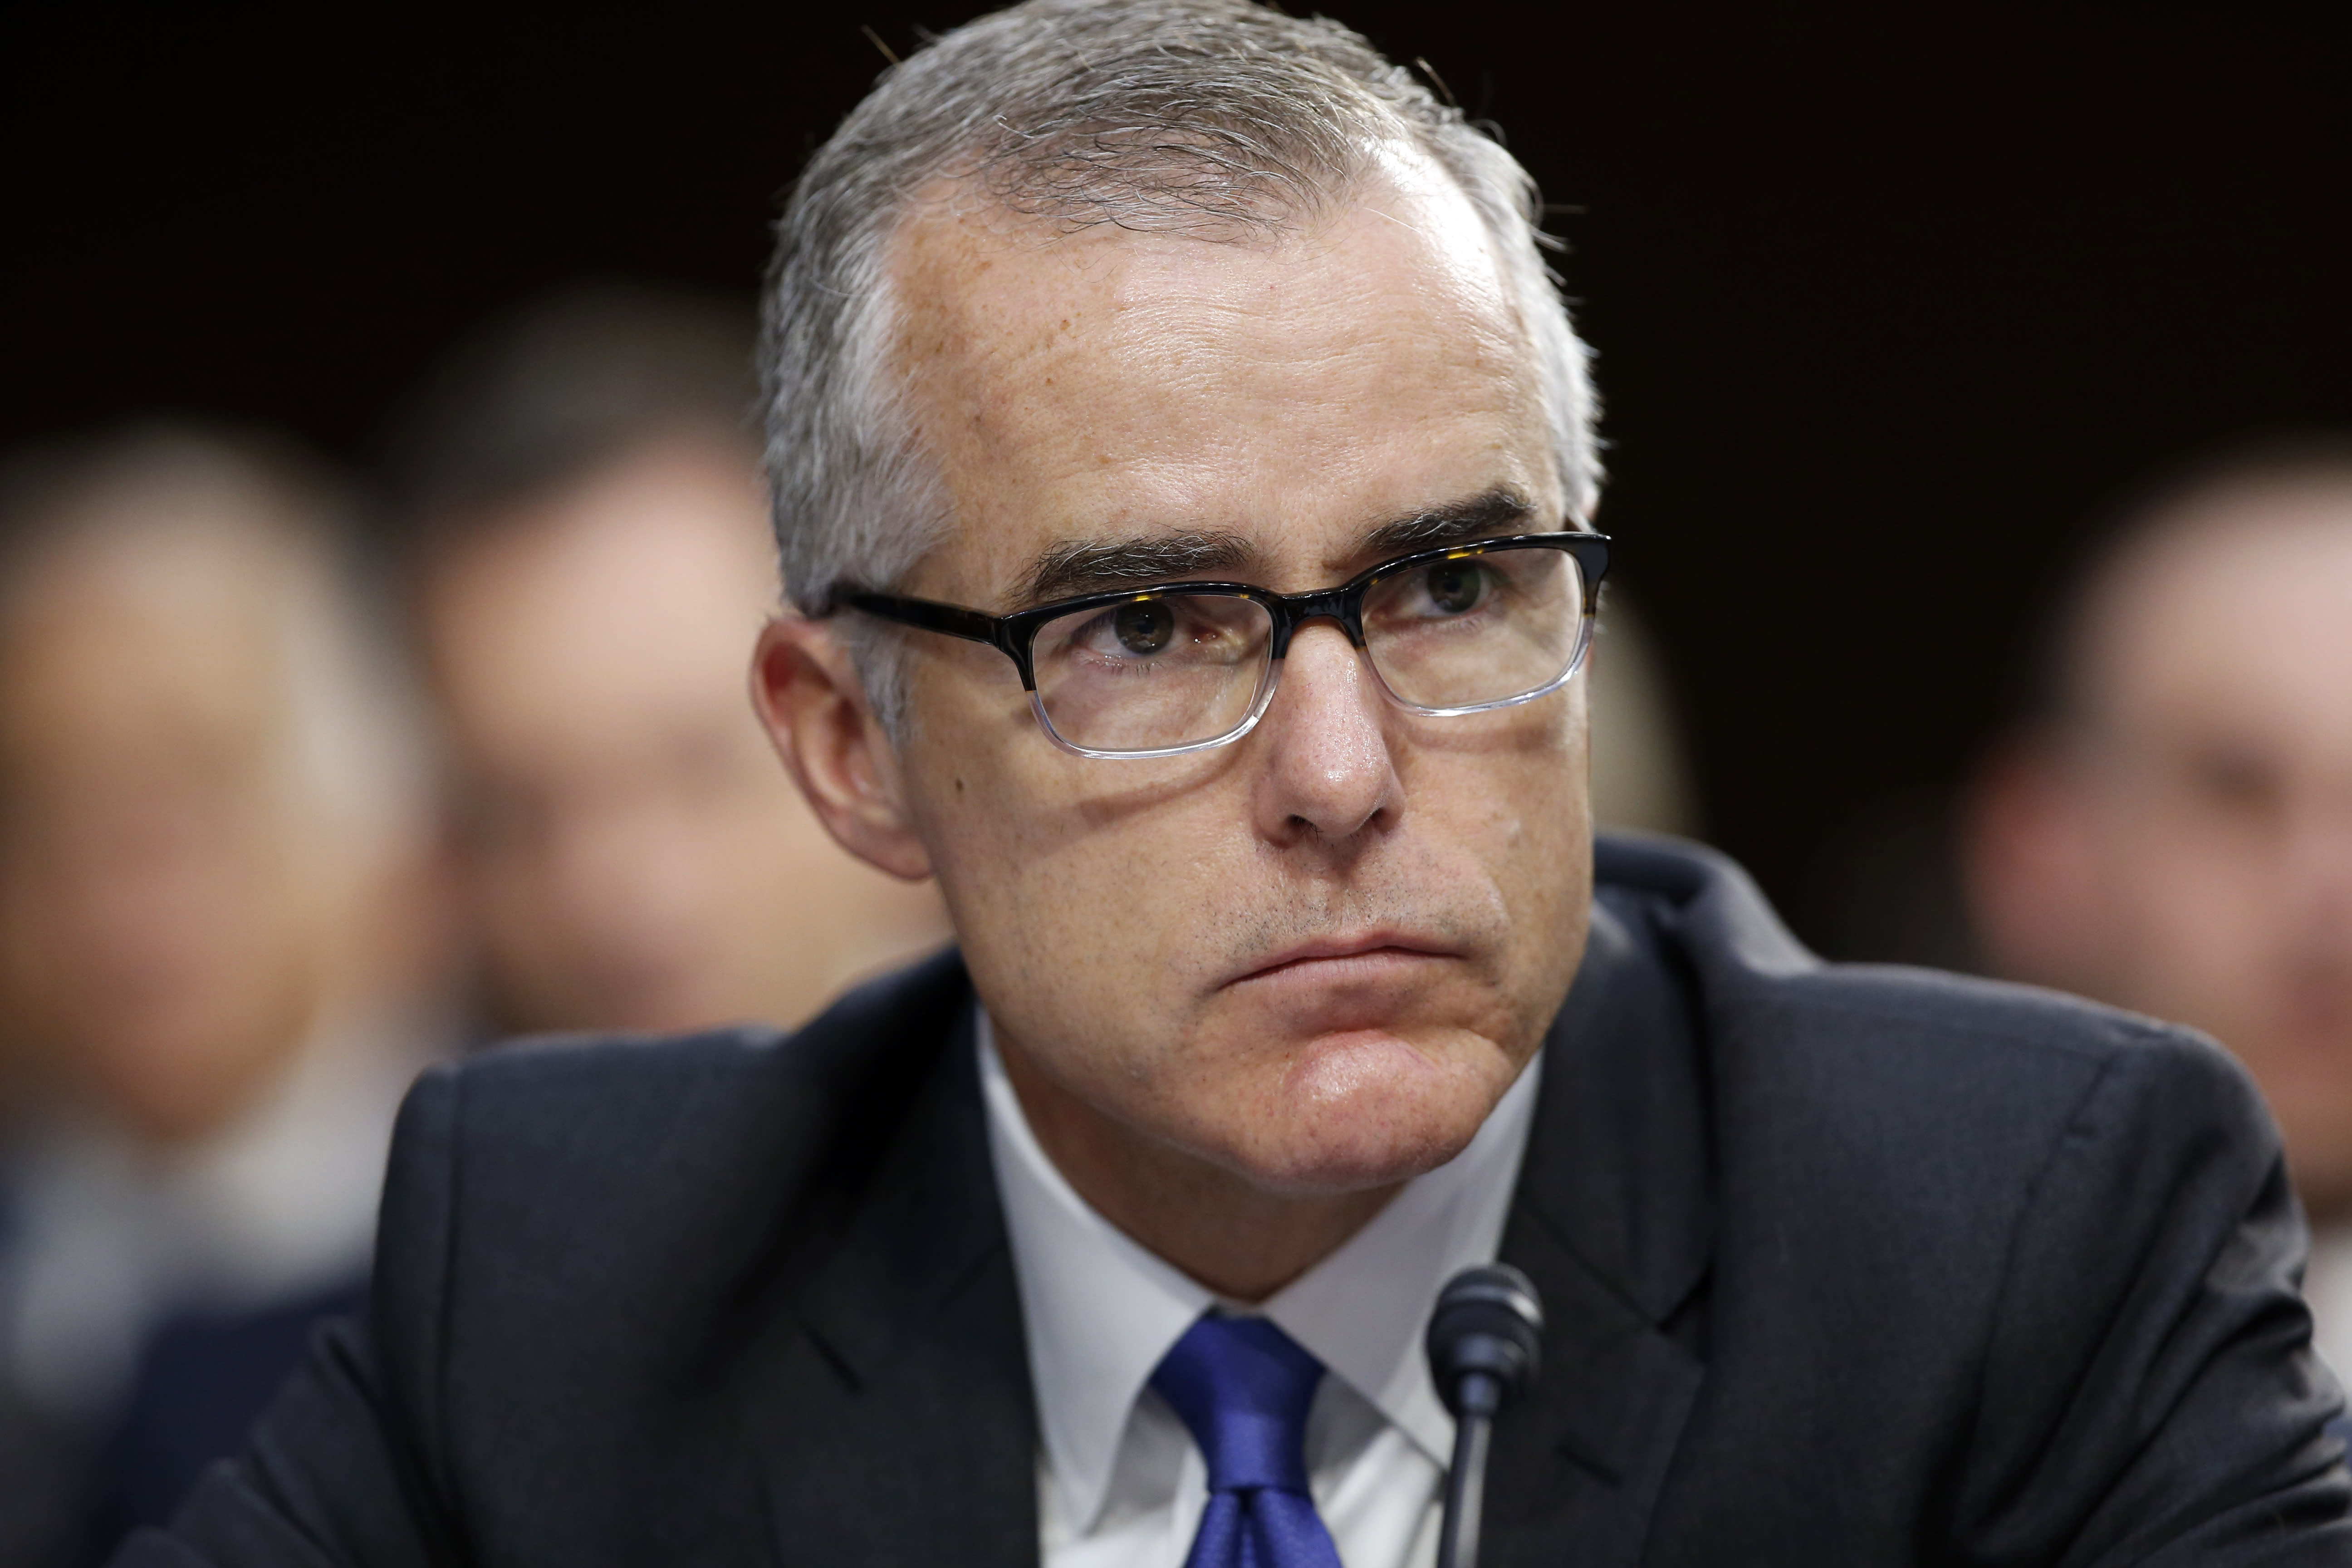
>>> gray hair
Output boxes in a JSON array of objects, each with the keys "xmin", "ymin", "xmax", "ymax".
[{"xmin": 760, "ymin": 0, "xmax": 1600, "ymax": 720}]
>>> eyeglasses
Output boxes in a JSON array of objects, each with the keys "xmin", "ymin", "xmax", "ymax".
[{"xmin": 829, "ymin": 531, "xmax": 1610, "ymax": 760}]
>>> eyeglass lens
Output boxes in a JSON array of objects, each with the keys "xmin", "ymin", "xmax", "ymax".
[{"xmin": 1028, "ymin": 545, "xmax": 1587, "ymax": 755}]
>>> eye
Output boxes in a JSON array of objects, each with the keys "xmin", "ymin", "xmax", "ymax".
[
  {"xmin": 1421, "ymin": 561, "xmax": 1486, "ymax": 614},
  {"xmin": 1111, "ymin": 600, "xmax": 1175, "ymax": 656}
]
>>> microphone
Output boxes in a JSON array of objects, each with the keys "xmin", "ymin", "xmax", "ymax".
[{"xmin": 1425, "ymin": 1263, "xmax": 1544, "ymax": 1568}]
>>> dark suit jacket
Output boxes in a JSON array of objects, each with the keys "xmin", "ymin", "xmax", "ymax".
[
  {"xmin": 86, "ymin": 1277, "xmax": 372, "ymax": 1565},
  {"xmin": 121, "ymin": 835, "xmax": 2352, "ymax": 1565}
]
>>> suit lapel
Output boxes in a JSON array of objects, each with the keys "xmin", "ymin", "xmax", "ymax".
[
  {"xmin": 733, "ymin": 887, "xmax": 1716, "ymax": 1568},
  {"xmin": 1487, "ymin": 897, "xmax": 1713, "ymax": 1568},
  {"xmin": 740, "ymin": 996, "xmax": 1042, "ymax": 1568}
]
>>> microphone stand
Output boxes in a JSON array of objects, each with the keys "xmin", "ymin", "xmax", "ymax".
[
  {"xmin": 1426, "ymin": 1264, "xmax": 1544, "ymax": 1568},
  {"xmin": 1437, "ymin": 1367, "xmax": 1503, "ymax": 1568}
]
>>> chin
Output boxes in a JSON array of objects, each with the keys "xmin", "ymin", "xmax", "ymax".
[{"xmin": 1232, "ymin": 1027, "xmax": 1499, "ymax": 1196}]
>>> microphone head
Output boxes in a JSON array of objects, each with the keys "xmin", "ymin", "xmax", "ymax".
[{"xmin": 1425, "ymin": 1263, "xmax": 1544, "ymax": 1417}]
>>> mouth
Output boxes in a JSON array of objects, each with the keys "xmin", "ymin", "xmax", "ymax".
[{"xmin": 1224, "ymin": 930, "xmax": 1463, "ymax": 990}]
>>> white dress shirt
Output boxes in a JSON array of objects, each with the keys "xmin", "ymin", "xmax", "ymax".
[
  {"xmin": 979, "ymin": 1015, "xmax": 1541, "ymax": 1568},
  {"xmin": 0, "ymin": 1019, "xmax": 419, "ymax": 1418},
  {"xmin": 2305, "ymin": 1223, "xmax": 2352, "ymax": 1393}
]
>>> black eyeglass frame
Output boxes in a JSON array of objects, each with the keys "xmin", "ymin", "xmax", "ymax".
[{"xmin": 827, "ymin": 529, "xmax": 1612, "ymax": 759}]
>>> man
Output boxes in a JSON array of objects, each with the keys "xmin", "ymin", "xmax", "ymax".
[
  {"xmin": 1964, "ymin": 447, "xmax": 2352, "ymax": 1376},
  {"xmin": 128, "ymin": 3, "xmax": 2347, "ymax": 1564},
  {"xmin": 390, "ymin": 290, "xmax": 947, "ymax": 1035},
  {"xmin": 0, "ymin": 431, "xmax": 444, "ymax": 1562}
]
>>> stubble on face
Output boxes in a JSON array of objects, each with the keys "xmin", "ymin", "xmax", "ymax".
[{"xmin": 874, "ymin": 157, "xmax": 1592, "ymax": 1284}]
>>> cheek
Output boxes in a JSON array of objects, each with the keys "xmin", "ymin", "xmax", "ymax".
[
  {"xmin": 1419, "ymin": 701, "xmax": 1589, "ymax": 907},
  {"xmin": 2113, "ymin": 822, "xmax": 2266, "ymax": 952},
  {"xmin": 942, "ymin": 801, "xmax": 1232, "ymax": 991},
  {"xmin": 2101, "ymin": 818, "xmax": 2281, "ymax": 1028},
  {"xmin": 898, "ymin": 691, "xmax": 1225, "ymax": 1030}
]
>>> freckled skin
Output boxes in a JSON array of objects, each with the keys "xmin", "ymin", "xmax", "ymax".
[{"xmin": 756, "ymin": 162, "xmax": 1592, "ymax": 1297}]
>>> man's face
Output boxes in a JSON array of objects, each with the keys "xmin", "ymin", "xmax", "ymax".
[
  {"xmin": 2062, "ymin": 501, "xmax": 2352, "ymax": 1211},
  {"xmin": 418, "ymin": 437, "xmax": 947, "ymax": 1034},
  {"xmin": 0, "ymin": 519, "xmax": 331, "ymax": 1142},
  {"xmin": 879, "ymin": 162, "xmax": 1591, "ymax": 1197}
]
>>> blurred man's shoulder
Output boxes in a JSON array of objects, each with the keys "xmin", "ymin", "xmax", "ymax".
[
  {"xmin": 1593, "ymin": 831, "xmax": 2279, "ymax": 1358},
  {"xmin": 1594, "ymin": 829, "xmax": 2265, "ymax": 1152},
  {"xmin": 401, "ymin": 946, "xmax": 972, "ymax": 1181}
]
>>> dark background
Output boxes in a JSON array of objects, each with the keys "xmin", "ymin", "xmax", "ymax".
[{"xmin": 7, "ymin": 4, "xmax": 2350, "ymax": 957}]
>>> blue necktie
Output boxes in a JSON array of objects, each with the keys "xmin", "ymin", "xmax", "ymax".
[{"xmin": 1149, "ymin": 1314, "xmax": 1347, "ymax": 1568}]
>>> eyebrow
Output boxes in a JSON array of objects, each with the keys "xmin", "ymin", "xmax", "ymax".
[
  {"xmin": 1018, "ymin": 530, "xmax": 1260, "ymax": 606},
  {"xmin": 1361, "ymin": 487, "xmax": 1538, "ymax": 555},
  {"xmin": 1012, "ymin": 485, "xmax": 1541, "ymax": 607}
]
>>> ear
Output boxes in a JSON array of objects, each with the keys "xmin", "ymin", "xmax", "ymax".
[
  {"xmin": 750, "ymin": 617, "xmax": 935, "ymax": 882},
  {"xmin": 1956, "ymin": 728, "xmax": 2106, "ymax": 988}
]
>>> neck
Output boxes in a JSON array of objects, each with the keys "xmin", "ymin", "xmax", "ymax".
[{"xmin": 995, "ymin": 1034, "xmax": 1400, "ymax": 1302}]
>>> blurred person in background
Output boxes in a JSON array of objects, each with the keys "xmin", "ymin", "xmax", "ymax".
[
  {"xmin": 123, "ymin": 3, "xmax": 2347, "ymax": 1559},
  {"xmin": 389, "ymin": 288, "xmax": 948, "ymax": 1038},
  {"xmin": 1963, "ymin": 443, "xmax": 2352, "ymax": 1373},
  {"xmin": 0, "ymin": 431, "xmax": 447, "ymax": 1563},
  {"xmin": 1587, "ymin": 591, "xmax": 1698, "ymax": 840}
]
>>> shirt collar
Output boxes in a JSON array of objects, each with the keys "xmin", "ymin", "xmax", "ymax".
[{"xmin": 979, "ymin": 1011, "xmax": 1541, "ymax": 1535}]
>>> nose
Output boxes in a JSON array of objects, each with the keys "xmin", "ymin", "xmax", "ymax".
[{"xmin": 1249, "ymin": 620, "xmax": 1401, "ymax": 847}]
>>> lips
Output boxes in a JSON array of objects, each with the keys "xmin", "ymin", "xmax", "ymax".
[{"xmin": 1225, "ymin": 931, "xmax": 1460, "ymax": 988}]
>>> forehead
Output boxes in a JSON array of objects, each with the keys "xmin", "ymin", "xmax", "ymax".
[
  {"xmin": 421, "ymin": 441, "xmax": 776, "ymax": 769},
  {"xmin": 2087, "ymin": 492, "xmax": 2352, "ymax": 753},
  {"xmin": 0, "ymin": 516, "xmax": 299, "ymax": 765},
  {"xmin": 887, "ymin": 158, "xmax": 1553, "ymax": 595}
]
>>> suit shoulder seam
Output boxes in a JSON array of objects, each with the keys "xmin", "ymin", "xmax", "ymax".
[
  {"xmin": 1951, "ymin": 1047, "xmax": 2133, "ymax": 1486},
  {"xmin": 1748, "ymin": 984, "xmax": 2179, "ymax": 1069}
]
